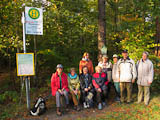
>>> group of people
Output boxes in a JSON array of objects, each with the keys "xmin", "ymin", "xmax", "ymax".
[{"xmin": 51, "ymin": 50, "xmax": 154, "ymax": 116}]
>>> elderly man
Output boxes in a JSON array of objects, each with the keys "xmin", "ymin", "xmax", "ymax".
[
  {"xmin": 117, "ymin": 50, "xmax": 137, "ymax": 103},
  {"xmin": 136, "ymin": 52, "xmax": 154, "ymax": 106}
]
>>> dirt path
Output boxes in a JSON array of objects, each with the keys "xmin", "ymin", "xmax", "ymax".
[
  {"xmin": 20, "ymin": 91, "xmax": 117, "ymax": 120},
  {"xmin": 22, "ymin": 101, "xmax": 117, "ymax": 120}
]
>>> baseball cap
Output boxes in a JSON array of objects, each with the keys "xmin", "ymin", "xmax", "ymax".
[
  {"xmin": 56, "ymin": 64, "xmax": 63, "ymax": 69},
  {"xmin": 113, "ymin": 54, "xmax": 118, "ymax": 58},
  {"xmin": 122, "ymin": 49, "xmax": 128, "ymax": 53},
  {"xmin": 102, "ymin": 55, "xmax": 108, "ymax": 59}
]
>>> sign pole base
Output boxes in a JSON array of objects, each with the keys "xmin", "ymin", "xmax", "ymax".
[{"xmin": 25, "ymin": 76, "xmax": 30, "ymax": 109}]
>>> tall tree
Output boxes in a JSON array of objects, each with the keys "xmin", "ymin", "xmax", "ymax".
[{"xmin": 98, "ymin": 0, "xmax": 106, "ymax": 56}]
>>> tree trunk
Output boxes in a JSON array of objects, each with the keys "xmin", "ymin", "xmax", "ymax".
[
  {"xmin": 98, "ymin": 0, "xmax": 106, "ymax": 55},
  {"xmin": 155, "ymin": 16, "xmax": 160, "ymax": 57}
]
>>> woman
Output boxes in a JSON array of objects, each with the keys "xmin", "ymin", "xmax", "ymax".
[
  {"xmin": 79, "ymin": 52, "xmax": 94, "ymax": 75},
  {"xmin": 68, "ymin": 68, "xmax": 81, "ymax": 111},
  {"xmin": 98, "ymin": 55, "xmax": 112, "ymax": 82},
  {"xmin": 79, "ymin": 66, "xmax": 94, "ymax": 108},
  {"xmin": 92, "ymin": 66, "xmax": 108, "ymax": 110},
  {"xmin": 98, "ymin": 55, "xmax": 112, "ymax": 98},
  {"xmin": 112, "ymin": 54, "xmax": 120, "ymax": 102},
  {"xmin": 51, "ymin": 64, "xmax": 69, "ymax": 116}
]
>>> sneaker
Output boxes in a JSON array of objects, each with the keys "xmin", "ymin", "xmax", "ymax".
[
  {"xmin": 115, "ymin": 97, "xmax": 120, "ymax": 102},
  {"xmin": 102, "ymin": 102, "xmax": 106, "ymax": 106},
  {"xmin": 98, "ymin": 103, "xmax": 103, "ymax": 110},
  {"xmin": 83, "ymin": 102, "xmax": 87, "ymax": 109},
  {"xmin": 87, "ymin": 102, "xmax": 90, "ymax": 108}
]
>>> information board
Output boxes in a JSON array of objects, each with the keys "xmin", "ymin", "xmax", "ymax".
[{"xmin": 16, "ymin": 53, "xmax": 35, "ymax": 76}]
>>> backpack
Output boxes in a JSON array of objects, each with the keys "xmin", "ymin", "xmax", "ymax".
[
  {"xmin": 30, "ymin": 97, "xmax": 46, "ymax": 116},
  {"xmin": 85, "ymin": 92, "xmax": 94, "ymax": 108}
]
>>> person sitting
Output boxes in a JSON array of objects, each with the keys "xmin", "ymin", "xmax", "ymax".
[
  {"xmin": 79, "ymin": 66, "xmax": 94, "ymax": 109},
  {"xmin": 92, "ymin": 66, "xmax": 109, "ymax": 110},
  {"xmin": 51, "ymin": 64, "xmax": 69, "ymax": 116},
  {"xmin": 68, "ymin": 68, "xmax": 81, "ymax": 111}
]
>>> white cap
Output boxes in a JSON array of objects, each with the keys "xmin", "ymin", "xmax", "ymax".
[{"xmin": 113, "ymin": 54, "xmax": 118, "ymax": 58}]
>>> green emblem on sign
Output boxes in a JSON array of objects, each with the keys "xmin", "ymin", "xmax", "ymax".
[{"xmin": 28, "ymin": 8, "xmax": 40, "ymax": 19}]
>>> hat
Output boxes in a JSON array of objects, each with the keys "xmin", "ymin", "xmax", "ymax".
[
  {"xmin": 56, "ymin": 64, "xmax": 63, "ymax": 69},
  {"xmin": 113, "ymin": 54, "xmax": 118, "ymax": 58},
  {"xmin": 122, "ymin": 49, "xmax": 128, "ymax": 53},
  {"xmin": 143, "ymin": 51, "xmax": 149, "ymax": 56},
  {"xmin": 102, "ymin": 55, "xmax": 108, "ymax": 59}
]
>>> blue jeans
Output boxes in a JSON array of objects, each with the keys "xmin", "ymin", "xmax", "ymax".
[
  {"xmin": 56, "ymin": 90, "xmax": 69, "ymax": 107},
  {"xmin": 114, "ymin": 82, "xmax": 120, "ymax": 96}
]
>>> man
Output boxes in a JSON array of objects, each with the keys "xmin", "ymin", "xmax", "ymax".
[
  {"xmin": 51, "ymin": 64, "xmax": 69, "ymax": 116},
  {"xmin": 112, "ymin": 54, "xmax": 120, "ymax": 102},
  {"xmin": 136, "ymin": 52, "xmax": 154, "ymax": 106},
  {"xmin": 117, "ymin": 50, "xmax": 137, "ymax": 103}
]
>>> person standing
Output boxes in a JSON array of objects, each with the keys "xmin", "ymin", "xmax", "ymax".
[
  {"xmin": 92, "ymin": 66, "xmax": 109, "ymax": 110},
  {"xmin": 68, "ymin": 68, "xmax": 81, "ymax": 111},
  {"xmin": 136, "ymin": 52, "xmax": 154, "ymax": 106},
  {"xmin": 117, "ymin": 50, "xmax": 137, "ymax": 103},
  {"xmin": 51, "ymin": 64, "xmax": 69, "ymax": 116},
  {"xmin": 98, "ymin": 55, "xmax": 112, "ymax": 98},
  {"xmin": 79, "ymin": 66, "xmax": 94, "ymax": 109},
  {"xmin": 112, "ymin": 54, "xmax": 120, "ymax": 102},
  {"xmin": 79, "ymin": 52, "xmax": 94, "ymax": 75}
]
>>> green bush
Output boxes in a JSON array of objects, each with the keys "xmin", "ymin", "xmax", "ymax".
[
  {"xmin": 151, "ymin": 73, "xmax": 160, "ymax": 91},
  {"xmin": 0, "ymin": 91, "xmax": 19, "ymax": 104}
]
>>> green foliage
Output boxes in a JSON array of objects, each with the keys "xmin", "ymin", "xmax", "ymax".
[
  {"xmin": 0, "ymin": 91, "xmax": 19, "ymax": 103},
  {"xmin": 151, "ymin": 72, "xmax": 160, "ymax": 91}
]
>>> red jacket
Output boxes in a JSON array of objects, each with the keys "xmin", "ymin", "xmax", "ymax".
[
  {"xmin": 92, "ymin": 72, "xmax": 109, "ymax": 89},
  {"xmin": 51, "ymin": 72, "xmax": 69, "ymax": 96}
]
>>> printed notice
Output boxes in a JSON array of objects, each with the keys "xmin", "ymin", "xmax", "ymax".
[{"xmin": 16, "ymin": 53, "xmax": 35, "ymax": 76}]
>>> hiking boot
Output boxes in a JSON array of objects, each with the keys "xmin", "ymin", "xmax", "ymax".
[
  {"xmin": 145, "ymin": 102, "xmax": 149, "ymax": 106},
  {"xmin": 135, "ymin": 101, "xmax": 141, "ymax": 104},
  {"xmin": 126, "ymin": 101, "xmax": 132, "ymax": 104},
  {"xmin": 65, "ymin": 104, "xmax": 69, "ymax": 112},
  {"xmin": 115, "ymin": 97, "xmax": 120, "ymax": 102},
  {"xmin": 98, "ymin": 103, "xmax": 103, "ymax": 110},
  {"xmin": 76, "ymin": 105, "xmax": 81, "ymax": 111},
  {"xmin": 56, "ymin": 107, "xmax": 62, "ymax": 116}
]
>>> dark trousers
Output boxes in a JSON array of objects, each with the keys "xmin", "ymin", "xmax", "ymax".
[
  {"xmin": 107, "ymin": 82, "xmax": 112, "ymax": 98},
  {"xmin": 96, "ymin": 88, "xmax": 107, "ymax": 103}
]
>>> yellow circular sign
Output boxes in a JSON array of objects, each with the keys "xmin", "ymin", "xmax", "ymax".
[{"xmin": 28, "ymin": 8, "xmax": 40, "ymax": 19}]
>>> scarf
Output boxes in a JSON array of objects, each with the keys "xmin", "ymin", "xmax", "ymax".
[
  {"xmin": 82, "ymin": 58, "xmax": 89, "ymax": 61},
  {"xmin": 68, "ymin": 73, "xmax": 77, "ymax": 79}
]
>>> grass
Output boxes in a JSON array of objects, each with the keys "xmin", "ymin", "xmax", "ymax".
[{"xmin": 77, "ymin": 92, "xmax": 160, "ymax": 120}]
